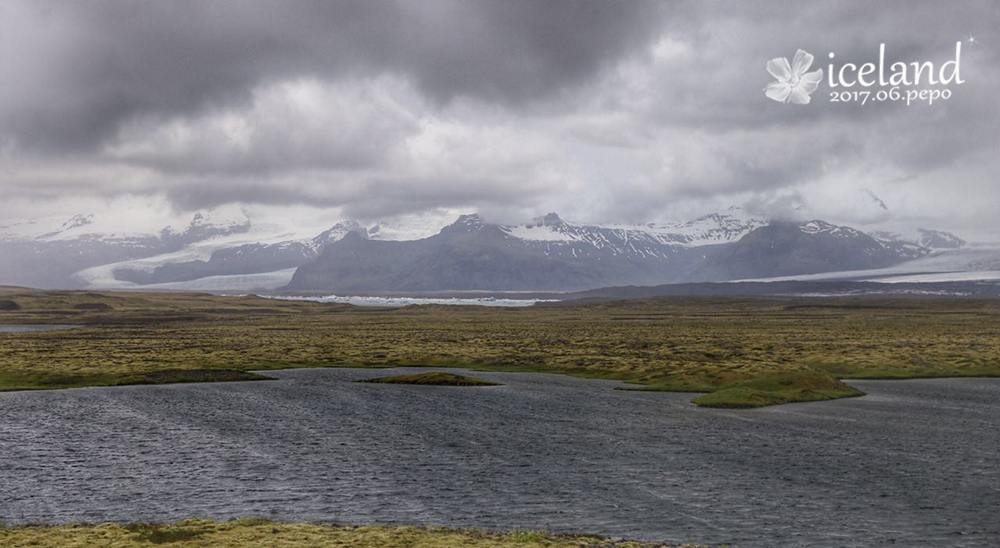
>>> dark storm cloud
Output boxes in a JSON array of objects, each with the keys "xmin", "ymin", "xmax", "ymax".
[{"xmin": 0, "ymin": 0, "xmax": 668, "ymax": 153}]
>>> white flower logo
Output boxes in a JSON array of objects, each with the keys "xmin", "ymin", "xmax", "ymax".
[{"xmin": 765, "ymin": 49, "xmax": 823, "ymax": 104}]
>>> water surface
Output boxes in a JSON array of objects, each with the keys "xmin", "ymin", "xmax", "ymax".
[
  {"xmin": 0, "ymin": 369, "xmax": 996, "ymax": 547},
  {"xmin": 261, "ymin": 295, "xmax": 557, "ymax": 307},
  {"xmin": 0, "ymin": 324, "xmax": 81, "ymax": 333}
]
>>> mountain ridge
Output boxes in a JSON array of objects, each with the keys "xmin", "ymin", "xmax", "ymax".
[{"xmin": 0, "ymin": 207, "xmax": 970, "ymax": 291}]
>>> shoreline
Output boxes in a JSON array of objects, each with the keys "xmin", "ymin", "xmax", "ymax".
[
  {"xmin": 3, "ymin": 359, "xmax": 1000, "ymax": 409},
  {"xmin": 3, "ymin": 290, "xmax": 1000, "ymax": 408}
]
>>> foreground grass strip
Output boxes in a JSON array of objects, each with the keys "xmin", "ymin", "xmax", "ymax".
[
  {"xmin": 360, "ymin": 372, "xmax": 501, "ymax": 386},
  {"xmin": 0, "ymin": 519, "xmax": 703, "ymax": 547}
]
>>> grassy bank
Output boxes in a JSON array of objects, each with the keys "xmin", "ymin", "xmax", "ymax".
[
  {"xmin": 0, "ymin": 519, "xmax": 699, "ymax": 547},
  {"xmin": 0, "ymin": 368, "xmax": 270, "ymax": 392},
  {"xmin": 1, "ymin": 288, "xmax": 999, "ymax": 407}
]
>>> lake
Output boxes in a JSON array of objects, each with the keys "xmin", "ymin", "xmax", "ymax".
[
  {"xmin": 0, "ymin": 368, "xmax": 996, "ymax": 547},
  {"xmin": 0, "ymin": 325, "xmax": 81, "ymax": 333}
]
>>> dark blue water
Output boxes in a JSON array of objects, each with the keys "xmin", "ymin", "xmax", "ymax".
[{"xmin": 0, "ymin": 368, "xmax": 997, "ymax": 547}]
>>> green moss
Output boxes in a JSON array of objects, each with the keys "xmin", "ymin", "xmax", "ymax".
[
  {"xmin": 692, "ymin": 387, "xmax": 790, "ymax": 408},
  {"xmin": 692, "ymin": 373, "xmax": 865, "ymax": 408},
  {"xmin": 124, "ymin": 521, "xmax": 207, "ymax": 543},
  {"xmin": 360, "ymin": 372, "xmax": 501, "ymax": 386}
]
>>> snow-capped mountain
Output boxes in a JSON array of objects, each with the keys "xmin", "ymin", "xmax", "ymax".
[
  {"xmin": 689, "ymin": 220, "xmax": 933, "ymax": 283},
  {"xmin": 600, "ymin": 207, "xmax": 769, "ymax": 247},
  {"xmin": 870, "ymin": 228, "xmax": 966, "ymax": 251},
  {"xmin": 917, "ymin": 228, "xmax": 966, "ymax": 250},
  {"xmin": 54, "ymin": 213, "xmax": 95, "ymax": 233},
  {"xmin": 499, "ymin": 207, "xmax": 767, "ymax": 259}
]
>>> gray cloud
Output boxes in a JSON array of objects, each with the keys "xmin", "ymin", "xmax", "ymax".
[{"xmin": 0, "ymin": 0, "xmax": 667, "ymax": 152}]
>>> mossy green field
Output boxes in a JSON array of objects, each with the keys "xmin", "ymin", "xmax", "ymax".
[{"xmin": 1, "ymin": 288, "xmax": 999, "ymax": 407}]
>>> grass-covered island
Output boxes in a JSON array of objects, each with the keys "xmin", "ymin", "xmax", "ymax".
[
  {"xmin": 0, "ymin": 519, "xmax": 701, "ymax": 547},
  {"xmin": 689, "ymin": 373, "xmax": 864, "ymax": 408},
  {"xmin": 360, "ymin": 371, "xmax": 501, "ymax": 386},
  {"xmin": 2, "ymin": 288, "xmax": 1000, "ymax": 408}
]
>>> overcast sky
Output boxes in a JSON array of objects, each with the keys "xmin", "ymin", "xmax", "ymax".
[{"xmin": 1, "ymin": 0, "xmax": 998, "ymax": 235}]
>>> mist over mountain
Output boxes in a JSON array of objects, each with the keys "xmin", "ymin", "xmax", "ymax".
[
  {"xmin": 0, "ymin": 208, "xmax": 252, "ymax": 289},
  {"xmin": 112, "ymin": 221, "xmax": 367, "ymax": 286}
]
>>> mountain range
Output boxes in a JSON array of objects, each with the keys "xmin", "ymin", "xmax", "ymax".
[
  {"xmin": 0, "ymin": 206, "xmax": 977, "ymax": 292},
  {"xmin": 287, "ymin": 212, "xmax": 935, "ymax": 291}
]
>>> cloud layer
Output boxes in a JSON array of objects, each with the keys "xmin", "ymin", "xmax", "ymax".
[{"xmin": 1, "ymin": 0, "xmax": 998, "ymax": 234}]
